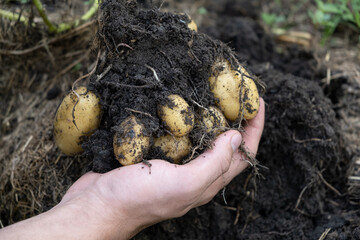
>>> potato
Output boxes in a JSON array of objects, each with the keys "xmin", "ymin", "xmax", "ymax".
[
  {"xmin": 113, "ymin": 115, "xmax": 150, "ymax": 166},
  {"xmin": 199, "ymin": 106, "xmax": 228, "ymax": 135},
  {"xmin": 208, "ymin": 60, "xmax": 259, "ymax": 121},
  {"xmin": 188, "ymin": 19, "xmax": 198, "ymax": 32},
  {"xmin": 158, "ymin": 94, "xmax": 195, "ymax": 137},
  {"xmin": 54, "ymin": 87, "xmax": 101, "ymax": 156},
  {"xmin": 236, "ymin": 65, "xmax": 260, "ymax": 120},
  {"xmin": 179, "ymin": 13, "xmax": 198, "ymax": 32},
  {"xmin": 154, "ymin": 134, "xmax": 192, "ymax": 164}
]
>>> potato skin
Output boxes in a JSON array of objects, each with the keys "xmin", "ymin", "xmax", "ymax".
[
  {"xmin": 113, "ymin": 115, "xmax": 150, "ymax": 166},
  {"xmin": 154, "ymin": 134, "xmax": 191, "ymax": 164},
  {"xmin": 236, "ymin": 65, "xmax": 260, "ymax": 120},
  {"xmin": 199, "ymin": 106, "xmax": 228, "ymax": 135},
  {"xmin": 208, "ymin": 60, "xmax": 259, "ymax": 121},
  {"xmin": 158, "ymin": 94, "xmax": 195, "ymax": 137},
  {"xmin": 180, "ymin": 13, "xmax": 198, "ymax": 32},
  {"xmin": 54, "ymin": 87, "xmax": 101, "ymax": 156},
  {"xmin": 188, "ymin": 19, "xmax": 198, "ymax": 32}
]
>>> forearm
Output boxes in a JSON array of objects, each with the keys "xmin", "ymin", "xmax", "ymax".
[{"xmin": 0, "ymin": 199, "xmax": 136, "ymax": 240}]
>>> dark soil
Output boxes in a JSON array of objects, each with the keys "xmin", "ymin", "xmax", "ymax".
[
  {"xmin": 76, "ymin": 0, "xmax": 360, "ymax": 239},
  {"xmin": 84, "ymin": 0, "xmax": 255, "ymax": 172},
  {"xmin": 1, "ymin": 0, "xmax": 359, "ymax": 238},
  {"xmin": 84, "ymin": 0, "xmax": 359, "ymax": 239},
  {"xmin": 135, "ymin": 65, "xmax": 357, "ymax": 239}
]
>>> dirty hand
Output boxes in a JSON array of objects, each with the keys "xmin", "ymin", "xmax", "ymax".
[{"xmin": 0, "ymin": 99, "xmax": 264, "ymax": 240}]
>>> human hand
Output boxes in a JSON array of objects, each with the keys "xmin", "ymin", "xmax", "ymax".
[
  {"xmin": 57, "ymin": 98, "xmax": 265, "ymax": 239},
  {"xmin": 0, "ymin": 98, "xmax": 264, "ymax": 240}
]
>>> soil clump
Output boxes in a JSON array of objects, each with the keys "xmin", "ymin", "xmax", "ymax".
[{"xmin": 84, "ymin": 0, "xmax": 253, "ymax": 171}]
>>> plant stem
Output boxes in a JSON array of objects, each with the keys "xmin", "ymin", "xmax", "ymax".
[
  {"xmin": 32, "ymin": 0, "xmax": 57, "ymax": 32},
  {"xmin": 0, "ymin": 9, "xmax": 28, "ymax": 24},
  {"xmin": 1, "ymin": 0, "xmax": 99, "ymax": 34},
  {"xmin": 56, "ymin": 0, "xmax": 100, "ymax": 33},
  {"xmin": 81, "ymin": 0, "xmax": 100, "ymax": 22}
]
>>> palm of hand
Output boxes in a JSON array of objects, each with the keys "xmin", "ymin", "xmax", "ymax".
[{"xmin": 59, "ymin": 99, "xmax": 265, "ymax": 238}]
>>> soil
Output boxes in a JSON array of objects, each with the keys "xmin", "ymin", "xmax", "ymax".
[
  {"xmin": 0, "ymin": 0, "xmax": 359, "ymax": 239},
  {"xmin": 84, "ymin": 0, "xmax": 254, "ymax": 171}
]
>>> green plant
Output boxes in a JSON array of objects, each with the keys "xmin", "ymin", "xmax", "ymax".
[
  {"xmin": 309, "ymin": 0, "xmax": 360, "ymax": 43},
  {"xmin": 0, "ymin": 0, "xmax": 99, "ymax": 33},
  {"xmin": 4, "ymin": 0, "xmax": 30, "ymax": 3},
  {"xmin": 261, "ymin": 12, "xmax": 285, "ymax": 28}
]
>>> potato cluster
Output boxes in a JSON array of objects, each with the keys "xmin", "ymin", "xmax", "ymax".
[
  {"xmin": 54, "ymin": 59, "xmax": 259, "ymax": 165},
  {"xmin": 53, "ymin": 19, "xmax": 259, "ymax": 166}
]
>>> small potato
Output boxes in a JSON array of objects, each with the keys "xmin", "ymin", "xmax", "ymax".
[
  {"xmin": 158, "ymin": 94, "xmax": 195, "ymax": 137},
  {"xmin": 54, "ymin": 87, "xmax": 101, "ymax": 156},
  {"xmin": 113, "ymin": 115, "xmax": 150, "ymax": 166},
  {"xmin": 188, "ymin": 19, "xmax": 198, "ymax": 32},
  {"xmin": 199, "ymin": 106, "xmax": 228, "ymax": 135},
  {"xmin": 154, "ymin": 134, "xmax": 192, "ymax": 164},
  {"xmin": 208, "ymin": 60, "xmax": 259, "ymax": 121},
  {"xmin": 179, "ymin": 13, "xmax": 198, "ymax": 31}
]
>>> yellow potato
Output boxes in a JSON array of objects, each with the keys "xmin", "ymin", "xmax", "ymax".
[
  {"xmin": 199, "ymin": 106, "xmax": 228, "ymax": 135},
  {"xmin": 113, "ymin": 115, "xmax": 150, "ymax": 166},
  {"xmin": 154, "ymin": 134, "xmax": 192, "ymax": 164},
  {"xmin": 236, "ymin": 65, "xmax": 260, "ymax": 120},
  {"xmin": 179, "ymin": 13, "xmax": 198, "ymax": 31},
  {"xmin": 208, "ymin": 60, "xmax": 259, "ymax": 121},
  {"xmin": 158, "ymin": 94, "xmax": 195, "ymax": 137},
  {"xmin": 188, "ymin": 19, "xmax": 198, "ymax": 32},
  {"xmin": 54, "ymin": 87, "xmax": 102, "ymax": 156}
]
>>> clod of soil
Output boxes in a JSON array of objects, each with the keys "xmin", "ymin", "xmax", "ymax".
[{"xmin": 83, "ymin": 0, "xmax": 259, "ymax": 172}]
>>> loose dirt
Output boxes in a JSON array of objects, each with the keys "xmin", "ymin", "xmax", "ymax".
[{"xmin": 0, "ymin": 0, "xmax": 359, "ymax": 238}]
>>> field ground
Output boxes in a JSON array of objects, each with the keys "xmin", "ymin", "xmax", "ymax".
[{"xmin": 0, "ymin": 0, "xmax": 359, "ymax": 239}]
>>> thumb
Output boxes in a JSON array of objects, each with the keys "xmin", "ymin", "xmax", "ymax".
[{"xmin": 183, "ymin": 130, "xmax": 242, "ymax": 188}]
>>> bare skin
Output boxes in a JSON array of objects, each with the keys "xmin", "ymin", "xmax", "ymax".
[{"xmin": 0, "ymin": 99, "xmax": 265, "ymax": 240}]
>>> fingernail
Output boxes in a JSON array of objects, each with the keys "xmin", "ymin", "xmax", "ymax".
[{"xmin": 231, "ymin": 133, "xmax": 242, "ymax": 152}]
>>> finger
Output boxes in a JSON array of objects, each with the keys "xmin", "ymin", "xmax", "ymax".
[
  {"xmin": 192, "ymin": 151, "xmax": 247, "ymax": 207},
  {"xmin": 181, "ymin": 130, "xmax": 242, "ymax": 191},
  {"xmin": 194, "ymin": 99, "xmax": 265, "ymax": 207},
  {"xmin": 242, "ymin": 98, "xmax": 265, "ymax": 154}
]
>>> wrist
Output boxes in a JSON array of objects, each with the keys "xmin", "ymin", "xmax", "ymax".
[
  {"xmin": 0, "ymin": 196, "xmax": 121, "ymax": 240},
  {"xmin": 59, "ymin": 189, "xmax": 149, "ymax": 240},
  {"xmin": 56, "ymin": 195, "xmax": 128, "ymax": 239}
]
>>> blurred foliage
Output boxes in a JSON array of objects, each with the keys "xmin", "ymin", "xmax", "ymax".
[
  {"xmin": 309, "ymin": 0, "xmax": 360, "ymax": 43},
  {"xmin": 0, "ymin": 0, "xmax": 99, "ymax": 33},
  {"xmin": 261, "ymin": 12, "xmax": 285, "ymax": 28},
  {"xmin": 197, "ymin": 6, "xmax": 207, "ymax": 15},
  {"xmin": 4, "ymin": 0, "xmax": 30, "ymax": 3}
]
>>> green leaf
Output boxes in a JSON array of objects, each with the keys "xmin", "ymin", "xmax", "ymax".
[
  {"xmin": 314, "ymin": 0, "xmax": 324, "ymax": 10},
  {"xmin": 312, "ymin": 10, "xmax": 326, "ymax": 24},
  {"xmin": 72, "ymin": 63, "xmax": 82, "ymax": 72},
  {"xmin": 197, "ymin": 7, "xmax": 207, "ymax": 15},
  {"xmin": 261, "ymin": 13, "xmax": 275, "ymax": 26},
  {"xmin": 354, "ymin": 11, "xmax": 360, "ymax": 28},
  {"xmin": 321, "ymin": 3, "xmax": 341, "ymax": 14},
  {"xmin": 261, "ymin": 13, "xmax": 285, "ymax": 26},
  {"xmin": 343, "ymin": 12, "xmax": 355, "ymax": 22}
]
